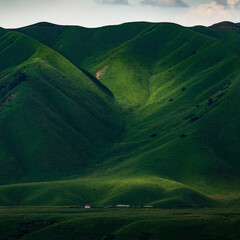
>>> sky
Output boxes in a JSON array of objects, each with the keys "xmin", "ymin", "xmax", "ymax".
[{"xmin": 0, "ymin": 0, "xmax": 240, "ymax": 28}]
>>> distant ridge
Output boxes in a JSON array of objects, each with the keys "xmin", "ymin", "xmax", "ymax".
[
  {"xmin": 211, "ymin": 21, "xmax": 240, "ymax": 31},
  {"xmin": 13, "ymin": 21, "xmax": 64, "ymax": 29}
]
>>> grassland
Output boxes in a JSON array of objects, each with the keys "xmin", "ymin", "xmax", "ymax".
[
  {"xmin": 0, "ymin": 21, "xmax": 239, "ymax": 210},
  {"xmin": 0, "ymin": 28, "xmax": 123, "ymax": 185},
  {"xmin": 1, "ymin": 207, "xmax": 240, "ymax": 240}
]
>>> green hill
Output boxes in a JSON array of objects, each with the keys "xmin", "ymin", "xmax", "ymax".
[
  {"xmin": 0, "ymin": 21, "xmax": 239, "ymax": 208},
  {"xmin": 0, "ymin": 28, "xmax": 121, "ymax": 185}
]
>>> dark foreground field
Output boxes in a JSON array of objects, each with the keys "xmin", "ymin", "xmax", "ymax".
[{"xmin": 1, "ymin": 207, "xmax": 240, "ymax": 240}]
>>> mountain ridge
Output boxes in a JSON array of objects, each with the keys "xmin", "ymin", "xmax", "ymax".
[{"xmin": 0, "ymin": 21, "xmax": 240, "ymax": 207}]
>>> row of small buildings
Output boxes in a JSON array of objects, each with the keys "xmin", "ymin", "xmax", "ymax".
[{"xmin": 85, "ymin": 204, "xmax": 153, "ymax": 209}]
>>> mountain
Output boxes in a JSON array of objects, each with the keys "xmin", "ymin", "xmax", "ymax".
[
  {"xmin": 193, "ymin": 21, "xmax": 240, "ymax": 54},
  {"xmin": 0, "ymin": 21, "xmax": 240, "ymax": 207},
  {"xmin": 0, "ymin": 27, "xmax": 121, "ymax": 185}
]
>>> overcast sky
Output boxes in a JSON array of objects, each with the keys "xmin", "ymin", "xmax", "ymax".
[{"xmin": 0, "ymin": 0, "xmax": 240, "ymax": 28}]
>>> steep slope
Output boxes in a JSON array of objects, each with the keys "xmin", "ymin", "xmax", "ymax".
[
  {"xmin": 16, "ymin": 22, "xmax": 155, "ymax": 105},
  {"xmin": 192, "ymin": 21, "xmax": 240, "ymax": 54},
  {"xmin": 87, "ymin": 23, "xmax": 240, "ymax": 205},
  {"xmin": 1, "ymin": 21, "xmax": 240, "ymax": 207},
  {"xmin": 0, "ymin": 28, "xmax": 121, "ymax": 185},
  {"xmin": 16, "ymin": 21, "xmax": 152, "ymax": 70}
]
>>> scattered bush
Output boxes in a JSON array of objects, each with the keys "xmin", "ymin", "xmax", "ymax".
[
  {"xmin": 180, "ymin": 134, "xmax": 187, "ymax": 138},
  {"xmin": 208, "ymin": 98, "xmax": 214, "ymax": 106},
  {"xmin": 217, "ymin": 92, "xmax": 225, "ymax": 99},
  {"xmin": 190, "ymin": 116, "xmax": 200, "ymax": 123},
  {"xmin": 150, "ymin": 133, "xmax": 157, "ymax": 138},
  {"xmin": 222, "ymin": 85, "xmax": 229, "ymax": 90}
]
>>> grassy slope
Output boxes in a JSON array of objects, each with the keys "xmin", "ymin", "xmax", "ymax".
[
  {"xmin": 0, "ymin": 28, "xmax": 122, "ymax": 185},
  {"xmin": 82, "ymin": 23, "xmax": 240, "ymax": 205},
  {"xmin": 1, "ymin": 207, "xmax": 240, "ymax": 240},
  {"xmin": 1, "ymin": 22, "xmax": 239, "ymax": 207},
  {"xmin": 16, "ymin": 21, "xmax": 152, "ymax": 68},
  {"xmin": 16, "ymin": 22, "xmax": 155, "ymax": 105},
  {"xmin": 192, "ymin": 21, "xmax": 240, "ymax": 54}
]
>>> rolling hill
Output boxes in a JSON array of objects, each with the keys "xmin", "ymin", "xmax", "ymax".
[
  {"xmin": 0, "ymin": 21, "xmax": 240, "ymax": 208},
  {"xmin": 0, "ymin": 27, "xmax": 122, "ymax": 185}
]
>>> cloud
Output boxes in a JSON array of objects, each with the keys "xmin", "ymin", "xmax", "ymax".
[
  {"xmin": 175, "ymin": 1, "xmax": 232, "ymax": 26},
  {"xmin": 96, "ymin": 0, "xmax": 129, "ymax": 4},
  {"xmin": 140, "ymin": 0, "xmax": 188, "ymax": 8},
  {"xmin": 216, "ymin": 0, "xmax": 240, "ymax": 8},
  {"xmin": 0, "ymin": 0, "xmax": 59, "ymax": 9}
]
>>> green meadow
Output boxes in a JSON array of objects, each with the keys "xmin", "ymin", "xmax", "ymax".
[{"xmin": 1, "ymin": 207, "xmax": 240, "ymax": 240}]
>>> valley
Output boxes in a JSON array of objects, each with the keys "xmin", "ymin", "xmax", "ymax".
[{"xmin": 0, "ymin": 21, "xmax": 240, "ymax": 209}]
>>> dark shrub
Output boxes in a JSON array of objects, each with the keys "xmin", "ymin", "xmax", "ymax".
[
  {"xmin": 208, "ymin": 98, "xmax": 214, "ymax": 106},
  {"xmin": 217, "ymin": 92, "xmax": 225, "ymax": 99},
  {"xmin": 180, "ymin": 134, "xmax": 187, "ymax": 138},
  {"xmin": 150, "ymin": 133, "xmax": 157, "ymax": 138},
  {"xmin": 190, "ymin": 116, "xmax": 200, "ymax": 123}
]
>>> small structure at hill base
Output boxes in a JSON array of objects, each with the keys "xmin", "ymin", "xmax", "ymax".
[
  {"xmin": 116, "ymin": 204, "xmax": 130, "ymax": 208},
  {"xmin": 142, "ymin": 205, "xmax": 153, "ymax": 208},
  {"xmin": 85, "ymin": 204, "xmax": 91, "ymax": 209}
]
